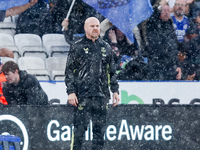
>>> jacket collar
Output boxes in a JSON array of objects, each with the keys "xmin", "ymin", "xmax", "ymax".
[{"xmin": 83, "ymin": 35, "xmax": 100, "ymax": 43}]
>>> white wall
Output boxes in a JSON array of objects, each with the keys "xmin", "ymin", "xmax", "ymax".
[{"xmin": 40, "ymin": 81, "xmax": 200, "ymax": 104}]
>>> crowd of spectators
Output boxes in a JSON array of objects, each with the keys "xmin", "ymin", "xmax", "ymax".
[{"xmin": 1, "ymin": 0, "xmax": 200, "ymax": 81}]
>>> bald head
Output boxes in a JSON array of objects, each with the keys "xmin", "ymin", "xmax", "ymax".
[
  {"xmin": 84, "ymin": 17, "xmax": 100, "ymax": 28},
  {"xmin": 84, "ymin": 17, "xmax": 100, "ymax": 42}
]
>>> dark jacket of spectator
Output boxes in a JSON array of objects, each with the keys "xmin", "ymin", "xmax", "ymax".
[
  {"xmin": 177, "ymin": 42, "xmax": 196, "ymax": 80},
  {"xmin": 146, "ymin": 7, "xmax": 180, "ymax": 80},
  {"xmin": 16, "ymin": 0, "xmax": 53, "ymax": 37},
  {"xmin": 3, "ymin": 70, "xmax": 48, "ymax": 105},
  {"xmin": 117, "ymin": 58, "xmax": 149, "ymax": 80},
  {"xmin": 185, "ymin": 35, "xmax": 200, "ymax": 64}
]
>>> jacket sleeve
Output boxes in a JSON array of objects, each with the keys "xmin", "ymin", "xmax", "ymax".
[
  {"xmin": 2, "ymin": 84, "xmax": 15, "ymax": 105},
  {"xmin": 63, "ymin": 30, "xmax": 74, "ymax": 45},
  {"xmin": 65, "ymin": 45, "xmax": 77, "ymax": 95},
  {"xmin": 107, "ymin": 44, "xmax": 119, "ymax": 94}
]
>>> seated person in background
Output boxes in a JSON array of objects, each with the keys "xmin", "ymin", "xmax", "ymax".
[
  {"xmin": 103, "ymin": 26, "xmax": 142, "ymax": 70},
  {"xmin": 2, "ymin": 61, "xmax": 48, "ymax": 105},
  {"xmin": 146, "ymin": 3, "xmax": 182, "ymax": 80},
  {"xmin": 0, "ymin": 0, "xmax": 38, "ymax": 22}
]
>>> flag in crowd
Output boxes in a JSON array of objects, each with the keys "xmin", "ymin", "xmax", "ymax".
[
  {"xmin": 0, "ymin": 0, "xmax": 29, "ymax": 10},
  {"xmin": 82, "ymin": 0, "xmax": 153, "ymax": 43}
]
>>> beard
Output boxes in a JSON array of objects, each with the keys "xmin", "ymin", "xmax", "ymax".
[
  {"xmin": 91, "ymin": 35, "xmax": 99, "ymax": 39},
  {"xmin": 175, "ymin": 10, "xmax": 184, "ymax": 17}
]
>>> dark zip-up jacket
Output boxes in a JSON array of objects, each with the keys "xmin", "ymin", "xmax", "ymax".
[
  {"xmin": 3, "ymin": 70, "xmax": 48, "ymax": 105},
  {"xmin": 65, "ymin": 35, "xmax": 119, "ymax": 100}
]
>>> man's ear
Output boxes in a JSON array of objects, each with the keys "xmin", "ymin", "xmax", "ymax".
[
  {"xmin": 15, "ymin": 69, "xmax": 19, "ymax": 74},
  {"xmin": 84, "ymin": 25, "xmax": 87, "ymax": 31}
]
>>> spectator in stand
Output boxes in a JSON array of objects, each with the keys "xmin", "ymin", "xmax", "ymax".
[
  {"xmin": 61, "ymin": 0, "xmax": 104, "ymax": 45},
  {"xmin": 16, "ymin": 0, "xmax": 53, "ymax": 37},
  {"xmin": 184, "ymin": 33, "xmax": 200, "ymax": 79},
  {"xmin": 103, "ymin": 26, "xmax": 149, "ymax": 81},
  {"xmin": 182, "ymin": 3, "xmax": 200, "ymax": 78},
  {"xmin": 191, "ymin": 2, "xmax": 200, "ymax": 34},
  {"xmin": 171, "ymin": 0, "xmax": 196, "ymax": 42},
  {"xmin": 2, "ymin": 61, "xmax": 48, "ymax": 105},
  {"xmin": 146, "ymin": 2, "xmax": 182, "ymax": 80},
  {"xmin": 0, "ymin": 0, "xmax": 38, "ymax": 22},
  {"xmin": 103, "ymin": 26, "xmax": 142, "ymax": 69}
]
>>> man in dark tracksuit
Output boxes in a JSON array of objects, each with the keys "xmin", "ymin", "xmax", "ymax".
[
  {"xmin": 65, "ymin": 17, "xmax": 120, "ymax": 150},
  {"xmin": 2, "ymin": 61, "xmax": 48, "ymax": 105}
]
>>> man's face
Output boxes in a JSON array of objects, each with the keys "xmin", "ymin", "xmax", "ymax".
[
  {"xmin": 115, "ymin": 28, "xmax": 125, "ymax": 41},
  {"xmin": 4, "ymin": 70, "xmax": 18, "ymax": 84},
  {"xmin": 160, "ymin": 5, "xmax": 170, "ymax": 21},
  {"xmin": 85, "ymin": 18, "xmax": 100, "ymax": 40},
  {"xmin": 174, "ymin": 0, "xmax": 187, "ymax": 17}
]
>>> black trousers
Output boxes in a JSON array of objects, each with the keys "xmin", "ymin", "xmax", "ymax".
[{"xmin": 71, "ymin": 97, "xmax": 107, "ymax": 150}]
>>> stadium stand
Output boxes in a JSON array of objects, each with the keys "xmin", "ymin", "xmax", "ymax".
[
  {"xmin": 42, "ymin": 34, "xmax": 70, "ymax": 57},
  {"xmin": 14, "ymin": 34, "xmax": 43, "ymax": 56},
  {"xmin": 22, "ymin": 46, "xmax": 48, "ymax": 61},
  {"xmin": 18, "ymin": 57, "xmax": 50, "ymax": 81},
  {"xmin": 45, "ymin": 57, "xmax": 67, "ymax": 80},
  {"xmin": 0, "ymin": 33, "xmax": 14, "ymax": 46},
  {"xmin": 1, "ymin": 57, "xmax": 16, "ymax": 64},
  {"xmin": 0, "ymin": 16, "xmax": 16, "ymax": 36},
  {"xmin": 50, "ymin": 45, "xmax": 69, "ymax": 57}
]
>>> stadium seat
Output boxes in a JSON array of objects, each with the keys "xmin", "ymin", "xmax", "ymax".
[
  {"xmin": 1, "ymin": 57, "xmax": 16, "ymax": 64},
  {"xmin": 2, "ymin": 46, "xmax": 20, "ymax": 62},
  {"xmin": 0, "ymin": 22, "xmax": 16, "ymax": 36},
  {"xmin": 45, "ymin": 57, "xmax": 67, "ymax": 80},
  {"xmin": 11, "ymin": 15, "xmax": 19, "ymax": 23},
  {"xmin": 18, "ymin": 57, "xmax": 50, "ymax": 81},
  {"xmin": 50, "ymin": 46, "xmax": 69, "ymax": 57},
  {"xmin": 0, "ymin": 29, "xmax": 15, "ymax": 36},
  {"xmin": 14, "ymin": 34, "xmax": 43, "ymax": 56},
  {"xmin": 3, "ymin": 17, "xmax": 12, "ymax": 22},
  {"xmin": 22, "ymin": 46, "xmax": 48, "ymax": 61},
  {"xmin": 0, "ymin": 33, "xmax": 14, "ymax": 46},
  {"xmin": 42, "ymin": 34, "xmax": 70, "ymax": 57}
]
